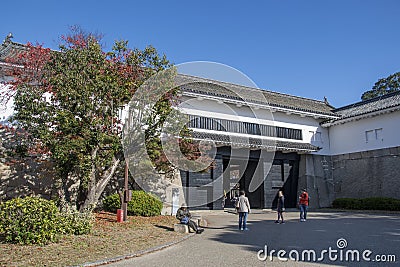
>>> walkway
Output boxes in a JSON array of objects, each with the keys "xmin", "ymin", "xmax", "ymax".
[{"xmin": 107, "ymin": 210, "xmax": 399, "ymax": 266}]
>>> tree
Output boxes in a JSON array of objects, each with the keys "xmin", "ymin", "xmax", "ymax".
[
  {"xmin": 6, "ymin": 28, "xmax": 173, "ymax": 211},
  {"xmin": 121, "ymin": 68, "xmax": 214, "ymax": 199},
  {"xmin": 361, "ymin": 72, "xmax": 400, "ymax": 101}
]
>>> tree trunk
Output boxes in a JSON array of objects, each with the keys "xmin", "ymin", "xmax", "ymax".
[{"xmin": 79, "ymin": 148, "xmax": 120, "ymax": 212}]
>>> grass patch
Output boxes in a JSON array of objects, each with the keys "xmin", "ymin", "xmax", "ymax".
[{"xmin": 0, "ymin": 212, "xmax": 184, "ymax": 267}]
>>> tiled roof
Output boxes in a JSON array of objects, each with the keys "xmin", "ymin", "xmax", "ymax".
[
  {"xmin": 0, "ymin": 39, "xmax": 27, "ymax": 63},
  {"xmin": 2, "ymin": 39, "xmax": 335, "ymax": 117},
  {"xmin": 191, "ymin": 131, "xmax": 320, "ymax": 152},
  {"xmin": 176, "ymin": 74, "xmax": 336, "ymax": 116},
  {"xmin": 324, "ymin": 91, "xmax": 400, "ymax": 124}
]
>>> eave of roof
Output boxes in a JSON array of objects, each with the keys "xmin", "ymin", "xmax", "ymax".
[
  {"xmin": 191, "ymin": 131, "xmax": 320, "ymax": 153},
  {"xmin": 322, "ymin": 90, "xmax": 400, "ymax": 126},
  {"xmin": 0, "ymin": 39, "xmax": 27, "ymax": 63},
  {"xmin": 176, "ymin": 74, "xmax": 338, "ymax": 119}
]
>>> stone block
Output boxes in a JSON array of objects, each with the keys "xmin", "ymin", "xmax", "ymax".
[
  {"xmin": 371, "ymin": 148, "xmax": 388, "ymax": 158},
  {"xmin": 191, "ymin": 215, "xmax": 202, "ymax": 226},
  {"xmin": 191, "ymin": 215, "xmax": 207, "ymax": 227},
  {"xmin": 349, "ymin": 152, "xmax": 362, "ymax": 160},
  {"xmin": 174, "ymin": 223, "xmax": 189, "ymax": 233},
  {"xmin": 389, "ymin": 147, "xmax": 398, "ymax": 155},
  {"xmin": 361, "ymin": 151, "xmax": 371, "ymax": 159}
]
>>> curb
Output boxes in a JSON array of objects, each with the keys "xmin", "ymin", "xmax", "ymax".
[
  {"xmin": 70, "ymin": 232, "xmax": 195, "ymax": 267},
  {"xmin": 316, "ymin": 208, "xmax": 400, "ymax": 215}
]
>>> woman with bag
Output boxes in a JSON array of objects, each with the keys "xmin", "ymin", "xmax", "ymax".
[{"xmin": 236, "ymin": 190, "xmax": 251, "ymax": 231}]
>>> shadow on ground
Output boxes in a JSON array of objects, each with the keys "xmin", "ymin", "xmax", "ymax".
[
  {"xmin": 155, "ymin": 225, "xmax": 174, "ymax": 231},
  {"xmin": 208, "ymin": 212, "xmax": 400, "ymax": 266}
]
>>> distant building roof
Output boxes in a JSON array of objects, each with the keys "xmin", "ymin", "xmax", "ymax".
[
  {"xmin": 322, "ymin": 91, "xmax": 400, "ymax": 126},
  {"xmin": 11, "ymin": 35, "xmax": 396, "ymax": 126},
  {"xmin": 0, "ymin": 35, "xmax": 27, "ymax": 63},
  {"xmin": 176, "ymin": 74, "xmax": 336, "ymax": 118},
  {"xmin": 1, "ymin": 36, "xmax": 336, "ymax": 119}
]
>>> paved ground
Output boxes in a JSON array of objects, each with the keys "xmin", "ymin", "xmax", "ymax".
[{"xmin": 107, "ymin": 210, "xmax": 400, "ymax": 267}]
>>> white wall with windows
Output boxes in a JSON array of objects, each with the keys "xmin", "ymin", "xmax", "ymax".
[
  {"xmin": 178, "ymin": 96, "xmax": 332, "ymax": 154},
  {"xmin": 328, "ymin": 110, "xmax": 400, "ymax": 155}
]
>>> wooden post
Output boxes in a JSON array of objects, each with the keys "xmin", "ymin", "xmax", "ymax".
[{"xmin": 123, "ymin": 161, "xmax": 129, "ymax": 221}]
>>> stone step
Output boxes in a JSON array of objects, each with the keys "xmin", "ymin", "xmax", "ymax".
[
  {"xmin": 191, "ymin": 215, "xmax": 207, "ymax": 227},
  {"xmin": 174, "ymin": 223, "xmax": 195, "ymax": 233},
  {"xmin": 191, "ymin": 215, "xmax": 202, "ymax": 226}
]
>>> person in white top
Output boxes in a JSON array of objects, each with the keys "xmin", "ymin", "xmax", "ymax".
[{"xmin": 236, "ymin": 190, "xmax": 251, "ymax": 230}]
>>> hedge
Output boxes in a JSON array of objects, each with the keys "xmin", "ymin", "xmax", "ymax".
[
  {"xmin": 332, "ymin": 197, "xmax": 400, "ymax": 211},
  {"xmin": 102, "ymin": 191, "xmax": 162, "ymax": 216}
]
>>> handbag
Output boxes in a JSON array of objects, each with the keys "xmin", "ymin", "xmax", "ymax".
[{"xmin": 181, "ymin": 216, "xmax": 189, "ymax": 224}]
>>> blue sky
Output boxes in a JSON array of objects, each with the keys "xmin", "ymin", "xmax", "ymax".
[{"xmin": 2, "ymin": 0, "xmax": 400, "ymax": 108}]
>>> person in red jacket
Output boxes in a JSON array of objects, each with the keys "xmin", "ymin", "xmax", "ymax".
[{"xmin": 298, "ymin": 188, "xmax": 309, "ymax": 222}]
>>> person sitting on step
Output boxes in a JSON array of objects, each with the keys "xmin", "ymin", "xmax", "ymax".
[{"xmin": 176, "ymin": 204, "xmax": 204, "ymax": 234}]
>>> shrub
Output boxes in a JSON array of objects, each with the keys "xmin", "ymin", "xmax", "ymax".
[
  {"xmin": 332, "ymin": 198, "xmax": 362, "ymax": 210},
  {"xmin": 361, "ymin": 197, "xmax": 400, "ymax": 211},
  {"xmin": 332, "ymin": 197, "xmax": 400, "ymax": 211},
  {"xmin": 0, "ymin": 197, "xmax": 94, "ymax": 245},
  {"xmin": 102, "ymin": 191, "xmax": 162, "ymax": 216},
  {"xmin": 0, "ymin": 197, "xmax": 61, "ymax": 245},
  {"xmin": 58, "ymin": 211, "xmax": 94, "ymax": 235},
  {"xmin": 102, "ymin": 193, "xmax": 121, "ymax": 213},
  {"xmin": 128, "ymin": 191, "xmax": 162, "ymax": 216}
]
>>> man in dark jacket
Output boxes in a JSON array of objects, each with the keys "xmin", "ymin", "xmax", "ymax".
[
  {"xmin": 176, "ymin": 204, "xmax": 204, "ymax": 234},
  {"xmin": 275, "ymin": 190, "xmax": 285, "ymax": 224}
]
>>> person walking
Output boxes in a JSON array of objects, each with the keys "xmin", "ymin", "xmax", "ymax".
[
  {"xmin": 275, "ymin": 190, "xmax": 285, "ymax": 224},
  {"xmin": 236, "ymin": 190, "xmax": 251, "ymax": 230},
  {"xmin": 298, "ymin": 188, "xmax": 309, "ymax": 222}
]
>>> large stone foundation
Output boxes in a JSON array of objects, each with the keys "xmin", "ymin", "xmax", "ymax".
[
  {"xmin": 299, "ymin": 146, "xmax": 400, "ymax": 208},
  {"xmin": 331, "ymin": 146, "xmax": 400, "ymax": 200}
]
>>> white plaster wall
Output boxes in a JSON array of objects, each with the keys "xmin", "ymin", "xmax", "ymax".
[
  {"xmin": 272, "ymin": 112, "xmax": 331, "ymax": 155},
  {"xmin": 329, "ymin": 110, "xmax": 400, "ymax": 155},
  {"xmin": 0, "ymin": 83, "xmax": 14, "ymax": 122},
  {"xmin": 179, "ymin": 96, "xmax": 331, "ymax": 154}
]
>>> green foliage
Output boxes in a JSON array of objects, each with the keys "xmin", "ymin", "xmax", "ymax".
[
  {"xmin": 102, "ymin": 191, "xmax": 162, "ymax": 216},
  {"xmin": 102, "ymin": 193, "xmax": 121, "ymax": 213},
  {"xmin": 0, "ymin": 197, "xmax": 94, "ymax": 245},
  {"xmin": 128, "ymin": 191, "xmax": 163, "ymax": 216},
  {"xmin": 8, "ymin": 27, "xmax": 173, "ymax": 211},
  {"xmin": 332, "ymin": 197, "xmax": 400, "ymax": 211},
  {"xmin": 58, "ymin": 211, "xmax": 94, "ymax": 235},
  {"xmin": 361, "ymin": 72, "xmax": 400, "ymax": 100},
  {"xmin": 332, "ymin": 198, "xmax": 362, "ymax": 209},
  {"xmin": 0, "ymin": 197, "xmax": 61, "ymax": 245}
]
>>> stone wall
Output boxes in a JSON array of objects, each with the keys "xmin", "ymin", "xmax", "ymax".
[
  {"xmin": 298, "ymin": 154, "xmax": 335, "ymax": 209},
  {"xmin": 0, "ymin": 126, "xmax": 58, "ymax": 202},
  {"xmin": 299, "ymin": 146, "xmax": 400, "ymax": 208},
  {"xmin": 332, "ymin": 146, "xmax": 400, "ymax": 200},
  {"xmin": 0, "ymin": 125, "xmax": 126, "ymax": 206}
]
